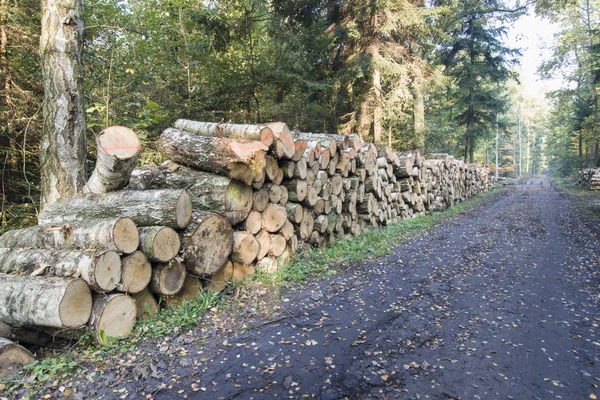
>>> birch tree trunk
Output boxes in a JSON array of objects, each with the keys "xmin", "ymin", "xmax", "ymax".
[{"xmin": 40, "ymin": 0, "xmax": 87, "ymax": 207}]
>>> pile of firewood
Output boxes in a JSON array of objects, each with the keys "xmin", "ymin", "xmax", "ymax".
[
  {"xmin": 578, "ymin": 168, "xmax": 600, "ymax": 190},
  {"xmin": 0, "ymin": 121, "xmax": 494, "ymax": 369}
]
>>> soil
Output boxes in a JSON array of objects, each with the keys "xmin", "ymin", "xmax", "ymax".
[{"xmin": 8, "ymin": 178, "xmax": 600, "ymax": 399}]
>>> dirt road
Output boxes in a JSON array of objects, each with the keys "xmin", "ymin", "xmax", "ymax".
[{"xmin": 77, "ymin": 179, "xmax": 600, "ymax": 399}]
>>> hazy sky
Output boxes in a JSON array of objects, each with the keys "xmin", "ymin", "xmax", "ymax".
[{"xmin": 506, "ymin": 11, "xmax": 562, "ymax": 98}]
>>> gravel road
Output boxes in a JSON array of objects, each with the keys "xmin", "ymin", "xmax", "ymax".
[{"xmin": 66, "ymin": 178, "xmax": 600, "ymax": 400}]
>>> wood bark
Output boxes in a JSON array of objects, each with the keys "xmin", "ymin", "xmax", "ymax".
[
  {"xmin": 0, "ymin": 337, "xmax": 35, "ymax": 378},
  {"xmin": 40, "ymin": 0, "xmax": 87, "ymax": 207},
  {"xmin": 84, "ymin": 126, "xmax": 141, "ymax": 194},
  {"xmin": 138, "ymin": 226, "xmax": 180, "ymax": 263},
  {"xmin": 0, "ymin": 274, "xmax": 92, "ymax": 329},
  {"xmin": 231, "ymin": 231, "xmax": 260, "ymax": 265},
  {"xmin": 159, "ymin": 128, "xmax": 268, "ymax": 185},
  {"xmin": 0, "ymin": 248, "xmax": 121, "ymax": 293},
  {"xmin": 149, "ymin": 259, "xmax": 186, "ymax": 296},
  {"xmin": 117, "ymin": 251, "xmax": 152, "ymax": 294},
  {"xmin": 38, "ymin": 189, "xmax": 192, "ymax": 230},
  {"xmin": 180, "ymin": 212, "xmax": 233, "ymax": 276},
  {"xmin": 88, "ymin": 293, "xmax": 136, "ymax": 344},
  {"xmin": 174, "ymin": 119, "xmax": 274, "ymax": 147},
  {"xmin": 282, "ymin": 179, "xmax": 307, "ymax": 202},
  {"xmin": 284, "ymin": 203, "xmax": 303, "ymax": 224},
  {"xmin": 128, "ymin": 162, "xmax": 252, "ymax": 225},
  {"xmin": 0, "ymin": 217, "xmax": 139, "ymax": 254}
]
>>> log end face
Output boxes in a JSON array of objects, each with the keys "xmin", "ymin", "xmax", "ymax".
[
  {"xmin": 119, "ymin": 251, "xmax": 152, "ymax": 294},
  {"xmin": 98, "ymin": 126, "xmax": 141, "ymax": 159},
  {"xmin": 176, "ymin": 191, "xmax": 193, "ymax": 229},
  {"xmin": 59, "ymin": 279, "xmax": 92, "ymax": 328},
  {"xmin": 113, "ymin": 217, "xmax": 140, "ymax": 254},
  {"xmin": 0, "ymin": 339, "xmax": 35, "ymax": 379},
  {"xmin": 94, "ymin": 251, "xmax": 122, "ymax": 292},
  {"xmin": 153, "ymin": 227, "xmax": 181, "ymax": 263},
  {"xmin": 225, "ymin": 180, "xmax": 253, "ymax": 224},
  {"xmin": 184, "ymin": 214, "xmax": 233, "ymax": 276},
  {"xmin": 95, "ymin": 294, "xmax": 136, "ymax": 344}
]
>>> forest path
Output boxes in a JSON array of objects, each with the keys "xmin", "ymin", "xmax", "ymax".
[{"xmin": 82, "ymin": 178, "xmax": 600, "ymax": 400}]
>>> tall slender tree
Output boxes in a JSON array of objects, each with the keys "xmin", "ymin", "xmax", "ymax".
[{"xmin": 40, "ymin": 0, "xmax": 87, "ymax": 207}]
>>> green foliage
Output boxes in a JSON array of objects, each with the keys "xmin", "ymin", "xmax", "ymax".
[{"xmin": 22, "ymin": 356, "xmax": 79, "ymax": 383}]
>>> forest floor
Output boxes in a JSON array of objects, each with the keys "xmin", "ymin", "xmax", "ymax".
[{"xmin": 5, "ymin": 177, "xmax": 600, "ymax": 400}]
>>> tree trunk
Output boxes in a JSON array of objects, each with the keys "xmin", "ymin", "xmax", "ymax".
[
  {"xmin": 0, "ymin": 217, "xmax": 139, "ymax": 254},
  {"xmin": 88, "ymin": 293, "xmax": 136, "ymax": 344},
  {"xmin": 84, "ymin": 126, "xmax": 141, "ymax": 194},
  {"xmin": 138, "ymin": 226, "xmax": 180, "ymax": 263},
  {"xmin": 117, "ymin": 251, "xmax": 151, "ymax": 294},
  {"xmin": 40, "ymin": 0, "xmax": 87, "ymax": 207},
  {"xmin": 38, "ymin": 189, "xmax": 193, "ymax": 229},
  {"xmin": 0, "ymin": 274, "xmax": 92, "ymax": 329},
  {"xmin": 0, "ymin": 248, "xmax": 121, "ymax": 293},
  {"xmin": 413, "ymin": 77, "xmax": 426, "ymax": 150},
  {"xmin": 0, "ymin": 337, "xmax": 35, "ymax": 378},
  {"xmin": 262, "ymin": 204, "xmax": 287, "ymax": 233},
  {"xmin": 180, "ymin": 211, "xmax": 233, "ymax": 276},
  {"xmin": 159, "ymin": 128, "xmax": 268, "ymax": 185}
]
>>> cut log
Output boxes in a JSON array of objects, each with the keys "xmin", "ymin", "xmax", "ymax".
[
  {"xmin": 0, "ymin": 217, "xmax": 139, "ymax": 254},
  {"xmin": 269, "ymin": 234, "xmax": 287, "ymax": 257},
  {"xmin": 293, "ymin": 157, "xmax": 308, "ymax": 179},
  {"xmin": 84, "ymin": 126, "xmax": 141, "ymax": 194},
  {"xmin": 285, "ymin": 202, "xmax": 303, "ymax": 224},
  {"xmin": 253, "ymin": 188, "xmax": 270, "ymax": 212},
  {"xmin": 265, "ymin": 122, "xmax": 295, "ymax": 159},
  {"xmin": 159, "ymin": 128, "xmax": 267, "ymax": 185},
  {"xmin": 0, "ymin": 337, "xmax": 35, "ymax": 378},
  {"xmin": 117, "ymin": 251, "xmax": 152, "ymax": 294},
  {"xmin": 256, "ymin": 257, "xmax": 278, "ymax": 274},
  {"xmin": 206, "ymin": 260, "xmax": 233, "ymax": 292},
  {"xmin": 0, "ymin": 248, "xmax": 121, "ymax": 293},
  {"xmin": 174, "ymin": 119, "xmax": 274, "ymax": 147},
  {"xmin": 280, "ymin": 160, "xmax": 295, "ymax": 179},
  {"xmin": 231, "ymin": 231, "xmax": 260, "ymax": 265},
  {"xmin": 265, "ymin": 156, "xmax": 279, "ymax": 182},
  {"xmin": 132, "ymin": 288, "xmax": 159, "ymax": 319},
  {"xmin": 88, "ymin": 293, "xmax": 136, "ymax": 345},
  {"xmin": 149, "ymin": 259, "xmax": 187, "ymax": 296},
  {"xmin": 232, "ymin": 263, "xmax": 256, "ymax": 284},
  {"xmin": 297, "ymin": 211, "xmax": 314, "ymax": 240},
  {"xmin": 279, "ymin": 220, "xmax": 294, "ymax": 241},
  {"xmin": 0, "ymin": 274, "xmax": 92, "ymax": 329},
  {"xmin": 314, "ymin": 214, "xmax": 329, "ymax": 234},
  {"xmin": 282, "ymin": 179, "xmax": 308, "ymax": 202},
  {"xmin": 180, "ymin": 212, "xmax": 233, "ymax": 276},
  {"xmin": 279, "ymin": 185, "xmax": 289, "ymax": 205},
  {"xmin": 128, "ymin": 162, "xmax": 252, "ymax": 225},
  {"xmin": 38, "ymin": 189, "xmax": 192, "ymax": 230},
  {"xmin": 266, "ymin": 183, "xmax": 283, "ymax": 204},
  {"xmin": 256, "ymin": 229, "xmax": 271, "ymax": 261},
  {"xmin": 138, "ymin": 226, "xmax": 180, "ymax": 263},
  {"xmin": 292, "ymin": 139, "xmax": 308, "ymax": 162},
  {"xmin": 242, "ymin": 210, "xmax": 263, "ymax": 235},
  {"xmin": 301, "ymin": 186, "xmax": 318, "ymax": 207},
  {"xmin": 163, "ymin": 274, "xmax": 203, "ymax": 308},
  {"xmin": 262, "ymin": 204, "xmax": 288, "ymax": 233}
]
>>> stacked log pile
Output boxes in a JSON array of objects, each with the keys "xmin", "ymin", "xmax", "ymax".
[
  {"xmin": 0, "ymin": 121, "xmax": 494, "ymax": 359},
  {"xmin": 578, "ymin": 168, "xmax": 600, "ymax": 190}
]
